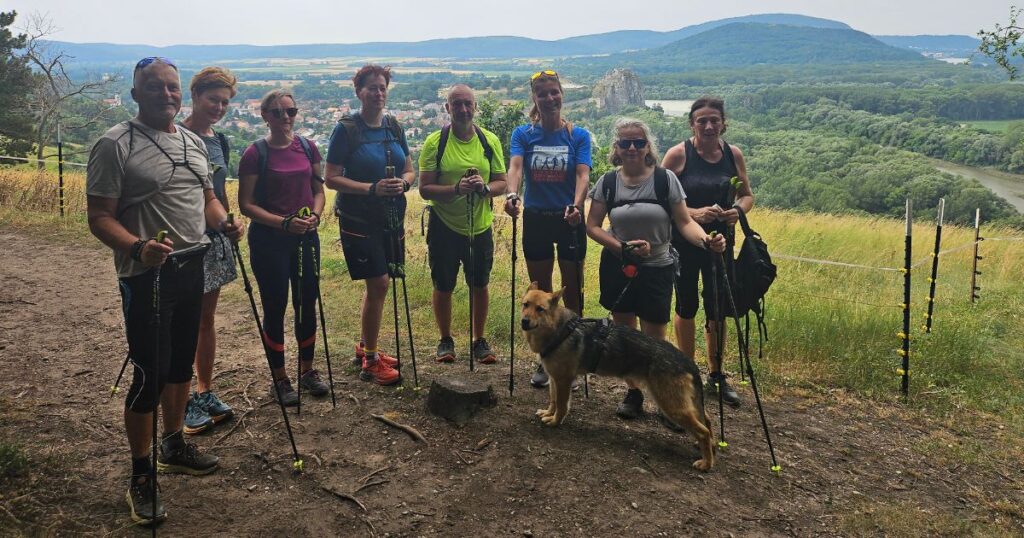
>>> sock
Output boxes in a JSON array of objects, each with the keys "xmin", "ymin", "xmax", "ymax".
[
  {"xmin": 161, "ymin": 429, "xmax": 185, "ymax": 452},
  {"xmin": 364, "ymin": 348, "xmax": 378, "ymax": 365},
  {"xmin": 132, "ymin": 456, "xmax": 152, "ymax": 477}
]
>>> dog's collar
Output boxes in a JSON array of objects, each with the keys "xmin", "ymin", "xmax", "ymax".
[{"xmin": 539, "ymin": 316, "xmax": 584, "ymax": 358}]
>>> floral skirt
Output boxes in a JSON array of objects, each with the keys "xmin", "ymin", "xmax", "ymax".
[{"xmin": 203, "ymin": 230, "xmax": 238, "ymax": 293}]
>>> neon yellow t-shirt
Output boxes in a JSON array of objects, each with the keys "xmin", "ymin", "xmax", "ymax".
[{"xmin": 418, "ymin": 126, "xmax": 506, "ymax": 236}]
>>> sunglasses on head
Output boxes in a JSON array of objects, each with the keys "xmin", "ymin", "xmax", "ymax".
[
  {"xmin": 531, "ymin": 70, "xmax": 558, "ymax": 80},
  {"xmin": 268, "ymin": 107, "xmax": 298, "ymax": 119},
  {"xmin": 135, "ymin": 56, "xmax": 176, "ymax": 71},
  {"xmin": 617, "ymin": 138, "xmax": 648, "ymax": 150}
]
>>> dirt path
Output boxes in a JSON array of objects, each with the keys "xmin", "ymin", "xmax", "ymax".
[{"xmin": 1, "ymin": 230, "xmax": 1022, "ymax": 537}]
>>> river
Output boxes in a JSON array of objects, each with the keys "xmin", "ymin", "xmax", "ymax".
[
  {"xmin": 929, "ymin": 159, "xmax": 1024, "ymax": 214},
  {"xmin": 645, "ymin": 99, "xmax": 694, "ymax": 118}
]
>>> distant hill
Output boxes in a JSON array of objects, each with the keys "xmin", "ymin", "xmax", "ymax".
[
  {"xmin": 873, "ymin": 35, "xmax": 981, "ymax": 58},
  {"xmin": 570, "ymin": 23, "xmax": 930, "ymax": 73},
  {"xmin": 49, "ymin": 13, "xmax": 850, "ymax": 64}
]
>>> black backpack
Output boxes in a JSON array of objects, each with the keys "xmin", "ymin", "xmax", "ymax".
[
  {"xmin": 600, "ymin": 167, "xmax": 673, "ymax": 217},
  {"xmin": 336, "ymin": 112, "xmax": 405, "ymax": 163},
  {"xmin": 733, "ymin": 206, "xmax": 776, "ymax": 317},
  {"xmin": 435, "ymin": 124, "xmax": 494, "ymax": 175},
  {"xmin": 252, "ymin": 136, "xmax": 317, "ymax": 206}
]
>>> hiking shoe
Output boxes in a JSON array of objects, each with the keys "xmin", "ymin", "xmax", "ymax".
[
  {"xmin": 355, "ymin": 342, "xmax": 399, "ymax": 367},
  {"xmin": 183, "ymin": 394, "xmax": 214, "ymax": 435},
  {"xmin": 472, "ymin": 338, "xmax": 497, "ymax": 364},
  {"xmin": 360, "ymin": 357, "xmax": 402, "ymax": 386},
  {"xmin": 194, "ymin": 390, "xmax": 233, "ymax": 423},
  {"xmin": 530, "ymin": 362, "xmax": 549, "ymax": 388},
  {"xmin": 299, "ymin": 369, "xmax": 330, "ymax": 397},
  {"xmin": 270, "ymin": 378, "xmax": 299, "ymax": 407},
  {"xmin": 615, "ymin": 388, "xmax": 645, "ymax": 419},
  {"xmin": 126, "ymin": 476, "xmax": 166, "ymax": 525},
  {"xmin": 157, "ymin": 442, "xmax": 219, "ymax": 476},
  {"xmin": 708, "ymin": 372, "xmax": 741, "ymax": 408},
  {"xmin": 436, "ymin": 336, "xmax": 456, "ymax": 363}
]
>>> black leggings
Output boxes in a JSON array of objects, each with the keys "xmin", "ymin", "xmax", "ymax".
[
  {"xmin": 248, "ymin": 223, "xmax": 319, "ymax": 369},
  {"xmin": 674, "ymin": 238, "xmax": 735, "ymax": 321}
]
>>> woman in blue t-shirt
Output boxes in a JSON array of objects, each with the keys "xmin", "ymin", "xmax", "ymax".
[
  {"xmin": 504, "ymin": 70, "xmax": 592, "ymax": 388},
  {"xmin": 324, "ymin": 65, "xmax": 414, "ymax": 387}
]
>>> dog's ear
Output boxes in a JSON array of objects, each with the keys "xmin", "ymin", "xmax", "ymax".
[
  {"xmin": 549, "ymin": 287, "xmax": 565, "ymax": 307},
  {"xmin": 528, "ymin": 281, "xmax": 540, "ymax": 291}
]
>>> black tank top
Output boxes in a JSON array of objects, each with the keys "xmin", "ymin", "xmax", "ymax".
[{"xmin": 678, "ymin": 139, "xmax": 737, "ymax": 235}]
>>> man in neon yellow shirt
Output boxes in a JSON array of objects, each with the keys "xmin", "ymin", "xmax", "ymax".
[{"xmin": 419, "ymin": 84, "xmax": 508, "ymax": 364}]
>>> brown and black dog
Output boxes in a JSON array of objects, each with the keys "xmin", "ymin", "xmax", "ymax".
[{"xmin": 520, "ymin": 283, "xmax": 715, "ymax": 471}]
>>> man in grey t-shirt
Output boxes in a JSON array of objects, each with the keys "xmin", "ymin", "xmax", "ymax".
[{"xmin": 86, "ymin": 57, "xmax": 243, "ymax": 526}]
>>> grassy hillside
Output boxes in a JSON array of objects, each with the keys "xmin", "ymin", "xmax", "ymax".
[{"xmin": 2, "ymin": 168, "xmax": 1022, "ymax": 427}]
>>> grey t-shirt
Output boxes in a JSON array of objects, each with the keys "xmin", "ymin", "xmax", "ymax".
[
  {"xmin": 589, "ymin": 168, "xmax": 686, "ymax": 267},
  {"xmin": 191, "ymin": 128, "xmax": 229, "ymax": 210},
  {"xmin": 87, "ymin": 119, "xmax": 214, "ymax": 278}
]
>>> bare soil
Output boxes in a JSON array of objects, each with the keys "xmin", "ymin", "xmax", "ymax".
[{"xmin": 1, "ymin": 230, "xmax": 1022, "ymax": 537}]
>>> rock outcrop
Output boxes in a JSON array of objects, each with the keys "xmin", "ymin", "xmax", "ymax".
[{"xmin": 592, "ymin": 68, "xmax": 645, "ymax": 113}]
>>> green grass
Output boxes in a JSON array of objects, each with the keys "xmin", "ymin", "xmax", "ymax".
[
  {"xmin": 3, "ymin": 170, "xmax": 1024, "ymax": 429},
  {"xmin": 0, "ymin": 443, "xmax": 29, "ymax": 478},
  {"xmin": 964, "ymin": 120, "xmax": 1023, "ymax": 134}
]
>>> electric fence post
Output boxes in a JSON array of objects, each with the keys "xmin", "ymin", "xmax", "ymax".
[
  {"xmin": 970, "ymin": 208, "xmax": 982, "ymax": 303},
  {"xmin": 924, "ymin": 199, "xmax": 944, "ymax": 333},
  {"xmin": 57, "ymin": 120, "xmax": 65, "ymax": 218},
  {"xmin": 899, "ymin": 200, "xmax": 912, "ymax": 399}
]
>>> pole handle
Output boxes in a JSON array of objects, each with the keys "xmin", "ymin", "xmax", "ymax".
[{"xmin": 155, "ymin": 230, "xmax": 168, "ymax": 243}]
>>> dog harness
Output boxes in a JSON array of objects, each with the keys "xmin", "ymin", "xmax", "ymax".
[{"xmin": 539, "ymin": 316, "xmax": 614, "ymax": 373}]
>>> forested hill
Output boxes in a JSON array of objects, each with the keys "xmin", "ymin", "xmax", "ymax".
[
  {"xmin": 47, "ymin": 13, "xmax": 849, "ymax": 63},
  {"xmin": 570, "ymin": 23, "xmax": 929, "ymax": 73}
]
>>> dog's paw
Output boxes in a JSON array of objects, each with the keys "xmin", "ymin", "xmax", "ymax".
[
  {"xmin": 536, "ymin": 408, "xmax": 553, "ymax": 418},
  {"xmin": 540, "ymin": 414, "xmax": 562, "ymax": 426},
  {"xmin": 692, "ymin": 459, "xmax": 713, "ymax": 472}
]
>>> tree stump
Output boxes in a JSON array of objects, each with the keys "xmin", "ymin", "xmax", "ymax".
[{"xmin": 426, "ymin": 377, "xmax": 497, "ymax": 426}]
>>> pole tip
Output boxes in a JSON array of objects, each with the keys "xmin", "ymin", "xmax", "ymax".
[
  {"xmin": 771, "ymin": 465, "xmax": 782, "ymax": 473},
  {"xmin": 293, "ymin": 459, "xmax": 304, "ymax": 472},
  {"xmin": 718, "ymin": 441, "xmax": 729, "ymax": 448}
]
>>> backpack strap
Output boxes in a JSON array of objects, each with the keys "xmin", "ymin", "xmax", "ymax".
[
  {"xmin": 603, "ymin": 168, "xmax": 673, "ymax": 218},
  {"xmin": 600, "ymin": 170, "xmax": 618, "ymax": 208},
  {"xmin": 337, "ymin": 114, "xmax": 363, "ymax": 164},
  {"xmin": 654, "ymin": 166, "xmax": 671, "ymax": 218},
  {"xmin": 217, "ymin": 131, "xmax": 230, "ymax": 167},
  {"xmin": 734, "ymin": 204, "xmax": 755, "ymax": 237},
  {"xmin": 254, "ymin": 139, "xmax": 270, "ymax": 206},
  {"xmin": 436, "ymin": 124, "xmax": 451, "ymax": 172},
  {"xmin": 475, "ymin": 125, "xmax": 494, "ymax": 174}
]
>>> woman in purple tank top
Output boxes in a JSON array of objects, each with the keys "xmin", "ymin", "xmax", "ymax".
[{"xmin": 662, "ymin": 96, "xmax": 754, "ymax": 408}]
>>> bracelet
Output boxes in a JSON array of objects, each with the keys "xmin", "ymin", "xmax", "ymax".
[
  {"xmin": 482, "ymin": 184, "xmax": 491, "ymax": 196},
  {"xmin": 281, "ymin": 215, "xmax": 294, "ymax": 231},
  {"xmin": 402, "ymin": 180, "xmax": 411, "ymax": 192},
  {"xmin": 505, "ymin": 192, "xmax": 519, "ymax": 202},
  {"xmin": 130, "ymin": 239, "xmax": 147, "ymax": 262},
  {"xmin": 311, "ymin": 211, "xmax": 320, "ymax": 221},
  {"xmin": 368, "ymin": 181, "xmax": 379, "ymax": 197}
]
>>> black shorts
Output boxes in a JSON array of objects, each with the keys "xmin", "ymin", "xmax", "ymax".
[
  {"xmin": 522, "ymin": 208, "xmax": 586, "ymax": 262},
  {"xmin": 118, "ymin": 249, "xmax": 205, "ymax": 413},
  {"xmin": 339, "ymin": 216, "xmax": 406, "ymax": 281},
  {"xmin": 427, "ymin": 211, "xmax": 493, "ymax": 292},
  {"xmin": 674, "ymin": 238, "xmax": 735, "ymax": 321},
  {"xmin": 598, "ymin": 248, "xmax": 674, "ymax": 324}
]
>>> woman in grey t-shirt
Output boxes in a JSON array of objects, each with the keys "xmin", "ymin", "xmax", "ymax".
[{"xmin": 586, "ymin": 117, "xmax": 725, "ymax": 419}]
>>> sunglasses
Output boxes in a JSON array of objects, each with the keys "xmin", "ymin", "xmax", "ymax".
[
  {"xmin": 531, "ymin": 70, "xmax": 558, "ymax": 80},
  {"xmin": 135, "ymin": 56, "xmax": 176, "ymax": 71},
  {"xmin": 268, "ymin": 107, "xmax": 298, "ymax": 119},
  {"xmin": 617, "ymin": 138, "xmax": 648, "ymax": 150}
]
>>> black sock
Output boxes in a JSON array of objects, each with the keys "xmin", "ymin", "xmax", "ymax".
[
  {"xmin": 161, "ymin": 429, "xmax": 185, "ymax": 452},
  {"xmin": 132, "ymin": 456, "xmax": 152, "ymax": 477}
]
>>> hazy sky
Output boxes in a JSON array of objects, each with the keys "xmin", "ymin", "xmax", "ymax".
[{"xmin": 5, "ymin": 0, "xmax": 1012, "ymax": 46}]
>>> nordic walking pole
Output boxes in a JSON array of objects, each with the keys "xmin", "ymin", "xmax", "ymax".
[
  {"xmin": 295, "ymin": 207, "xmax": 311, "ymax": 416},
  {"xmin": 509, "ymin": 199, "xmax": 519, "ymax": 396},
  {"xmin": 970, "ymin": 208, "xmax": 982, "ymax": 303},
  {"xmin": 711, "ymin": 232, "xmax": 780, "ymax": 473},
  {"xmin": 227, "ymin": 214, "xmax": 303, "ymax": 472},
  {"xmin": 58, "ymin": 120, "xmax": 65, "ymax": 218},
  {"xmin": 467, "ymin": 170, "xmax": 476, "ymax": 372},
  {"xmin": 150, "ymin": 230, "xmax": 166, "ymax": 537},
  {"xmin": 384, "ymin": 165, "xmax": 403, "ymax": 378},
  {"xmin": 925, "ymin": 199, "xmax": 944, "ymax": 333},
  {"xmin": 400, "ymin": 268, "xmax": 418, "ymax": 387},
  {"xmin": 111, "ymin": 231, "xmax": 167, "ymax": 396},
  {"xmin": 900, "ymin": 200, "xmax": 912, "ymax": 399},
  {"xmin": 708, "ymin": 239, "xmax": 727, "ymax": 450},
  {"xmin": 310, "ymin": 228, "xmax": 337, "ymax": 407},
  {"xmin": 567, "ymin": 206, "xmax": 588, "ymax": 398}
]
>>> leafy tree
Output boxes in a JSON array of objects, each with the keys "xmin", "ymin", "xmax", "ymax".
[
  {"xmin": 979, "ymin": 5, "xmax": 1024, "ymax": 79},
  {"xmin": 0, "ymin": 11, "xmax": 34, "ymax": 162},
  {"xmin": 475, "ymin": 98, "xmax": 524, "ymax": 168}
]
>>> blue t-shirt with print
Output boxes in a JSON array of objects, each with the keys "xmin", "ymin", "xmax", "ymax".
[
  {"xmin": 326, "ymin": 113, "xmax": 409, "ymax": 225},
  {"xmin": 510, "ymin": 123, "xmax": 592, "ymax": 211}
]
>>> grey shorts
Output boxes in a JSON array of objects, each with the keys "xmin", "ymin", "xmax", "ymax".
[{"xmin": 203, "ymin": 231, "xmax": 238, "ymax": 293}]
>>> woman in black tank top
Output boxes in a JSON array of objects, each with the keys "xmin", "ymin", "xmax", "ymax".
[{"xmin": 661, "ymin": 96, "xmax": 754, "ymax": 407}]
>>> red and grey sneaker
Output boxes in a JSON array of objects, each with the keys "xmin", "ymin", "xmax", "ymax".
[
  {"xmin": 472, "ymin": 338, "xmax": 497, "ymax": 364},
  {"xmin": 359, "ymin": 356, "xmax": 402, "ymax": 386},
  {"xmin": 355, "ymin": 342, "xmax": 399, "ymax": 367}
]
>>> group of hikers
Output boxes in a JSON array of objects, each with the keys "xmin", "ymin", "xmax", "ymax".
[{"xmin": 86, "ymin": 58, "xmax": 753, "ymax": 525}]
